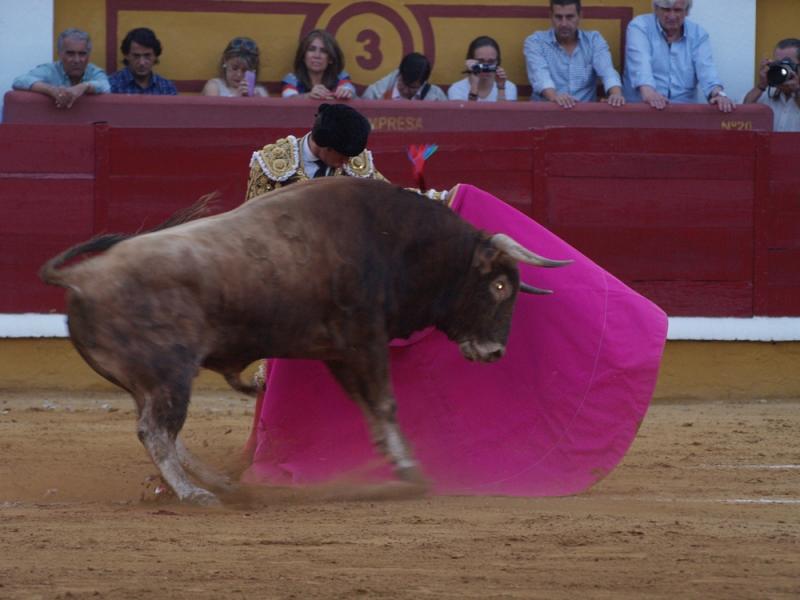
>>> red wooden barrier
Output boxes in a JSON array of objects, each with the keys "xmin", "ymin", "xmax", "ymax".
[
  {"xmin": 761, "ymin": 133, "xmax": 800, "ymax": 315},
  {"xmin": 532, "ymin": 128, "xmax": 760, "ymax": 316},
  {"xmin": 3, "ymin": 91, "xmax": 773, "ymax": 132},
  {"xmin": 1, "ymin": 122, "xmax": 798, "ymax": 317},
  {"xmin": 0, "ymin": 125, "xmax": 96, "ymax": 312}
]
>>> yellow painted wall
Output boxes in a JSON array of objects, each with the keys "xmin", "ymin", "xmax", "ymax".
[
  {"xmin": 2, "ymin": 338, "xmax": 799, "ymax": 401},
  {"xmin": 55, "ymin": 0, "xmax": 652, "ymax": 91},
  {"xmin": 756, "ymin": 0, "xmax": 800, "ymax": 77}
]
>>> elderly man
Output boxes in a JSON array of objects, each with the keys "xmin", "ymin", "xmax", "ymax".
[
  {"xmin": 109, "ymin": 27, "xmax": 177, "ymax": 95},
  {"xmin": 12, "ymin": 28, "xmax": 110, "ymax": 108},
  {"xmin": 524, "ymin": 0, "xmax": 624, "ymax": 109},
  {"xmin": 361, "ymin": 52, "xmax": 447, "ymax": 101},
  {"xmin": 743, "ymin": 38, "xmax": 800, "ymax": 132},
  {"xmin": 623, "ymin": 0, "xmax": 734, "ymax": 112},
  {"xmin": 245, "ymin": 103, "xmax": 384, "ymax": 200}
]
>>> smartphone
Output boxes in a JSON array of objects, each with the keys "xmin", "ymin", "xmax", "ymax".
[{"xmin": 245, "ymin": 71, "xmax": 256, "ymax": 97}]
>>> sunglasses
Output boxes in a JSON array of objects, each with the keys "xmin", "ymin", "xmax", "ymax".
[{"xmin": 229, "ymin": 37, "xmax": 258, "ymax": 52}]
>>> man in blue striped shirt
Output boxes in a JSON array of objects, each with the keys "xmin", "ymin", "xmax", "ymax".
[
  {"xmin": 524, "ymin": 0, "xmax": 624, "ymax": 109},
  {"xmin": 622, "ymin": 0, "xmax": 734, "ymax": 112}
]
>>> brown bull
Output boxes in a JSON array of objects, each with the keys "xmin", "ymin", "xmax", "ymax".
[{"xmin": 40, "ymin": 177, "xmax": 569, "ymax": 505}]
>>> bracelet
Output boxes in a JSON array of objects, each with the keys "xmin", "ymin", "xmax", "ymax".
[{"xmin": 468, "ymin": 92, "xmax": 478, "ymax": 100}]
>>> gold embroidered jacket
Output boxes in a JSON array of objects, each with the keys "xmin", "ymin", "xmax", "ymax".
[{"xmin": 245, "ymin": 134, "xmax": 385, "ymax": 201}]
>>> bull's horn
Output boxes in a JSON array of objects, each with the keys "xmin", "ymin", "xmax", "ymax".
[
  {"xmin": 520, "ymin": 282, "xmax": 554, "ymax": 295},
  {"xmin": 490, "ymin": 234, "xmax": 572, "ymax": 268}
]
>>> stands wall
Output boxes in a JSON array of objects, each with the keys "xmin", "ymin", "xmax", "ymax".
[{"xmin": 1, "ymin": 94, "xmax": 797, "ymax": 319}]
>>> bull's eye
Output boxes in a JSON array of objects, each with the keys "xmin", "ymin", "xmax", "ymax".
[{"xmin": 492, "ymin": 278, "xmax": 511, "ymax": 300}]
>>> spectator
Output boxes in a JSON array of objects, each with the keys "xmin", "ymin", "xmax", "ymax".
[
  {"xmin": 361, "ymin": 52, "xmax": 447, "ymax": 101},
  {"xmin": 447, "ymin": 36, "xmax": 517, "ymax": 102},
  {"xmin": 281, "ymin": 30, "xmax": 356, "ymax": 100},
  {"xmin": 109, "ymin": 27, "xmax": 177, "ymax": 95},
  {"xmin": 623, "ymin": 0, "xmax": 734, "ymax": 112},
  {"xmin": 524, "ymin": 0, "xmax": 624, "ymax": 108},
  {"xmin": 743, "ymin": 38, "xmax": 800, "ymax": 132},
  {"xmin": 202, "ymin": 37, "xmax": 268, "ymax": 97},
  {"xmin": 245, "ymin": 103, "xmax": 383, "ymax": 200},
  {"xmin": 12, "ymin": 28, "xmax": 110, "ymax": 108}
]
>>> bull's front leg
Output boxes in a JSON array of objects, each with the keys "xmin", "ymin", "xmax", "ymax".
[
  {"xmin": 325, "ymin": 355, "xmax": 427, "ymax": 488},
  {"xmin": 371, "ymin": 391, "xmax": 426, "ymax": 486}
]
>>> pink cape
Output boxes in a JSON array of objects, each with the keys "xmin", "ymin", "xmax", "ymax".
[{"xmin": 241, "ymin": 185, "xmax": 667, "ymax": 496}]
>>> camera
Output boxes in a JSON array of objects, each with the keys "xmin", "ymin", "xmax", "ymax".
[
  {"xmin": 470, "ymin": 63, "xmax": 497, "ymax": 75},
  {"xmin": 767, "ymin": 58, "xmax": 798, "ymax": 87}
]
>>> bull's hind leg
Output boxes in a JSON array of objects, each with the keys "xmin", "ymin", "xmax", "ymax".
[
  {"xmin": 325, "ymin": 356, "xmax": 426, "ymax": 487},
  {"xmin": 135, "ymin": 386, "xmax": 220, "ymax": 506}
]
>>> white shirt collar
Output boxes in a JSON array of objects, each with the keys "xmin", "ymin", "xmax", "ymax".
[{"xmin": 301, "ymin": 133, "xmax": 323, "ymax": 177}]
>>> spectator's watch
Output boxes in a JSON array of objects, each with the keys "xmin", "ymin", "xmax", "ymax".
[{"xmin": 710, "ymin": 90, "xmax": 727, "ymax": 101}]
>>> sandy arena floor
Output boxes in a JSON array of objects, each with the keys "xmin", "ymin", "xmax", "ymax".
[{"xmin": 0, "ymin": 389, "xmax": 798, "ymax": 599}]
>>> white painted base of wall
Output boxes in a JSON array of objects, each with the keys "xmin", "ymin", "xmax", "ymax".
[
  {"xmin": 3, "ymin": 313, "xmax": 800, "ymax": 342},
  {"xmin": 0, "ymin": 314, "xmax": 69, "ymax": 337},
  {"xmin": 667, "ymin": 317, "xmax": 800, "ymax": 341}
]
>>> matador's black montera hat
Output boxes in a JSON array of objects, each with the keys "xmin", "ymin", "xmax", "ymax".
[{"xmin": 311, "ymin": 103, "xmax": 371, "ymax": 157}]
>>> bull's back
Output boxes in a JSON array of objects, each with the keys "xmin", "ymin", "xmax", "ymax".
[
  {"xmin": 60, "ymin": 178, "xmax": 475, "ymax": 359},
  {"xmin": 248, "ymin": 178, "xmax": 464, "ymax": 255}
]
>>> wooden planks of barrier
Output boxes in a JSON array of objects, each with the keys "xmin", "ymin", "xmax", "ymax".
[{"xmin": 1, "ymin": 119, "xmax": 797, "ymax": 317}]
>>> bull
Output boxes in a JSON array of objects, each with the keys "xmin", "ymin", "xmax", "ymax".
[{"xmin": 40, "ymin": 177, "xmax": 569, "ymax": 505}]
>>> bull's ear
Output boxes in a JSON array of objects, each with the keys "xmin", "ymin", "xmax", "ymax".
[{"xmin": 472, "ymin": 243, "xmax": 501, "ymax": 275}]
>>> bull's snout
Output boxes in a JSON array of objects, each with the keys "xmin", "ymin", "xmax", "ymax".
[{"xmin": 458, "ymin": 340, "xmax": 506, "ymax": 363}]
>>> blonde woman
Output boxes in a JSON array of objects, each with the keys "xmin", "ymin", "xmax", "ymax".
[{"xmin": 202, "ymin": 37, "xmax": 268, "ymax": 97}]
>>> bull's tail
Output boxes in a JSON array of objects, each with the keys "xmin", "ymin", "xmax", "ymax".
[
  {"xmin": 38, "ymin": 194, "xmax": 218, "ymax": 288},
  {"xmin": 39, "ymin": 234, "xmax": 129, "ymax": 288}
]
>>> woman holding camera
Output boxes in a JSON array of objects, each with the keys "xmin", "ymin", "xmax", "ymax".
[{"xmin": 447, "ymin": 36, "xmax": 517, "ymax": 102}]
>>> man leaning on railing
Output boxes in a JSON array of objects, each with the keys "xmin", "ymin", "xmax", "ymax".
[{"xmin": 12, "ymin": 28, "xmax": 110, "ymax": 109}]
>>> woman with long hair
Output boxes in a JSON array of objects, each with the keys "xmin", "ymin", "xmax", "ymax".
[
  {"xmin": 202, "ymin": 36, "xmax": 268, "ymax": 97},
  {"xmin": 281, "ymin": 29, "xmax": 355, "ymax": 100}
]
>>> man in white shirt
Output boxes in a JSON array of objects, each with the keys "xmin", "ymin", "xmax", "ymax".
[{"xmin": 743, "ymin": 38, "xmax": 800, "ymax": 132}]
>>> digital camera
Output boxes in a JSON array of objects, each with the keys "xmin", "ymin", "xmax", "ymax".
[
  {"xmin": 470, "ymin": 63, "xmax": 497, "ymax": 75},
  {"xmin": 767, "ymin": 58, "xmax": 798, "ymax": 87}
]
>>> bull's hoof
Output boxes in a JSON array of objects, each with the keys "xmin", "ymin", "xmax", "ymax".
[
  {"xmin": 395, "ymin": 465, "xmax": 429, "ymax": 490},
  {"xmin": 140, "ymin": 474, "xmax": 176, "ymax": 503},
  {"xmin": 183, "ymin": 488, "xmax": 222, "ymax": 507},
  {"xmin": 212, "ymin": 479, "xmax": 236, "ymax": 494}
]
